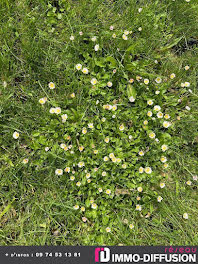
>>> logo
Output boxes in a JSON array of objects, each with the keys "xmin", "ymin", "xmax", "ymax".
[{"xmin": 95, "ymin": 247, "xmax": 110, "ymax": 262}]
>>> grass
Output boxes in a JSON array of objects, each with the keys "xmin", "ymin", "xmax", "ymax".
[{"xmin": 0, "ymin": 0, "xmax": 198, "ymax": 245}]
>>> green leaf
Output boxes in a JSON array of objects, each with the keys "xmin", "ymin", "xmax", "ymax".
[{"xmin": 127, "ymin": 84, "xmax": 137, "ymax": 99}]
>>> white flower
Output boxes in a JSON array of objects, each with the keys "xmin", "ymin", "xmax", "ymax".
[
  {"xmin": 49, "ymin": 107, "xmax": 55, "ymax": 114},
  {"xmin": 79, "ymin": 31, "xmax": 83, "ymax": 35},
  {"xmin": 139, "ymin": 167, "xmax": 144, "ymax": 173},
  {"xmin": 106, "ymin": 189, "xmax": 111, "ymax": 195},
  {"xmin": 106, "ymin": 227, "xmax": 111, "ymax": 232},
  {"xmin": 129, "ymin": 96, "xmax": 135, "ymax": 102},
  {"xmin": 183, "ymin": 213, "xmax": 188, "ymax": 219},
  {"xmin": 129, "ymin": 224, "xmax": 134, "ymax": 229},
  {"xmin": 91, "ymin": 78, "xmax": 97, "ymax": 85},
  {"xmin": 149, "ymin": 132, "xmax": 156, "ymax": 139},
  {"xmin": 138, "ymin": 8, "xmax": 143, "ymax": 13},
  {"xmin": 170, "ymin": 73, "xmax": 176, "ymax": 79},
  {"xmin": 45, "ymin": 147, "xmax": 49, "ymax": 152},
  {"xmin": 94, "ymin": 44, "xmax": 99, "ymax": 51},
  {"xmin": 161, "ymin": 156, "xmax": 167, "ymax": 163},
  {"xmin": 39, "ymin": 98, "xmax": 47, "ymax": 105},
  {"xmin": 76, "ymin": 181, "xmax": 81, "ymax": 187},
  {"xmin": 147, "ymin": 111, "xmax": 152, "ymax": 117},
  {"xmin": 3, "ymin": 81, "xmax": 7, "ymax": 87},
  {"xmin": 157, "ymin": 196, "xmax": 163, "ymax": 202},
  {"xmin": 82, "ymin": 68, "xmax": 89, "ymax": 74},
  {"xmin": 157, "ymin": 112, "xmax": 163, "ymax": 118},
  {"xmin": 119, "ymin": 124, "xmax": 125, "ymax": 131},
  {"xmin": 110, "ymin": 25, "xmax": 114, "ymax": 30},
  {"xmin": 154, "ymin": 105, "xmax": 161, "ymax": 111},
  {"xmin": 48, "ymin": 82, "xmax": 55, "ymax": 89},
  {"xmin": 145, "ymin": 167, "xmax": 152, "ymax": 174},
  {"xmin": 163, "ymin": 121, "xmax": 171, "ymax": 128},
  {"xmin": 107, "ymin": 81, "xmax": 112, "ymax": 87},
  {"xmin": 137, "ymin": 187, "xmax": 143, "ymax": 192},
  {"xmin": 136, "ymin": 204, "xmax": 142, "ymax": 211},
  {"xmin": 184, "ymin": 82, "xmax": 190, "ymax": 87},
  {"xmin": 122, "ymin": 34, "xmax": 128, "ymax": 40},
  {"xmin": 138, "ymin": 27, "xmax": 142, "ymax": 31},
  {"xmin": 91, "ymin": 203, "xmax": 97, "ymax": 209},
  {"xmin": 54, "ymin": 107, "xmax": 61, "ymax": 114},
  {"xmin": 91, "ymin": 36, "xmax": 97, "ymax": 42},
  {"xmin": 76, "ymin": 64, "xmax": 82, "ymax": 70},
  {"xmin": 22, "ymin": 158, "xmax": 29, "ymax": 164},
  {"xmin": 61, "ymin": 114, "xmax": 68, "ymax": 122},
  {"xmin": 78, "ymin": 161, "xmax": 85, "ymax": 168},
  {"xmin": 185, "ymin": 106, "xmax": 190, "ymax": 111},
  {"xmin": 13, "ymin": 131, "xmax": 19, "ymax": 139},
  {"xmin": 161, "ymin": 145, "xmax": 168, "ymax": 152},
  {"xmin": 185, "ymin": 65, "xmax": 190, "ymax": 70},
  {"xmin": 160, "ymin": 183, "xmax": 165, "ymax": 188},
  {"xmin": 155, "ymin": 77, "xmax": 162, "ymax": 84},
  {"xmin": 70, "ymin": 35, "xmax": 74, "ymax": 41},
  {"xmin": 73, "ymin": 205, "xmax": 79, "ymax": 210},
  {"xmin": 88, "ymin": 123, "xmax": 94, "ymax": 129},
  {"xmin": 139, "ymin": 151, "xmax": 144, "ymax": 156},
  {"xmin": 55, "ymin": 169, "xmax": 63, "ymax": 175},
  {"xmin": 144, "ymin": 79, "xmax": 149, "ymax": 85},
  {"xmin": 155, "ymin": 90, "xmax": 160, "ymax": 95},
  {"xmin": 147, "ymin": 100, "xmax": 153, "ymax": 105}
]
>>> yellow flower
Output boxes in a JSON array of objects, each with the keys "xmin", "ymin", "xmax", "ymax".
[
  {"xmin": 170, "ymin": 73, "xmax": 175, "ymax": 79},
  {"xmin": 149, "ymin": 132, "xmax": 156, "ymax": 139},
  {"xmin": 119, "ymin": 124, "xmax": 125, "ymax": 131},
  {"xmin": 129, "ymin": 224, "xmax": 134, "ymax": 229},
  {"xmin": 137, "ymin": 187, "xmax": 143, "ymax": 192},
  {"xmin": 157, "ymin": 196, "xmax": 163, "ymax": 202},
  {"xmin": 145, "ymin": 167, "xmax": 152, "ymax": 174},
  {"xmin": 139, "ymin": 151, "xmax": 144, "ymax": 156},
  {"xmin": 136, "ymin": 204, "xmax": 142, "ymax": 211},
  {"xmin": 183, "ymin": 213, "xmax": 188, "ymax": 219},
  {"xmin": 88, "ymin": 123, "xmax": 94, "ymax": 129},
  {"xmin": 104, "ymin": 156, "xmax": 109, "ymax": 161},
  {"xmin": 13, "ymin": 131, "xmax": 19, "ymax": 139},
  {"xmin": 147, "ymin": 100, "xmax": 153, "ymax": 105},
  {"xmin": 105, "ymin": 137, "xmax": 109, "ymax": 143},
  {"xmin": 81, "ymin": 206, "xmax": 85, "ymax": 212},
  {"xmin": 76, "ymin": 64, "xmax": 82, "ymax": 70},
  {"xmin": 122, "ymin": 34, "xmax": 128, "ymax": 40},
  {"xmin": 22, "ymin": 158, "xmax": 29, "ymax": 164},
  {"xmin": 143, "ymin": 120, "xmax": 148, "ymax": 125},
  {"xmin": 91, "ymin": 203, "xmax": 97, "ymax": 209},
  {"xmin": 70, "ymin": 93, "xmax": 75, "ymax": 98},
  {"xmin": 164, "ymin": 114, "xmax": 170, "ymax": 119},
  {"xmin": 155, "ymin": 77, "xmax": 162, "ymax": 84},
  {"xmin": 160, "ymin": 182, "xmax": 165, "ymax": 188},
  {"xmin": 144, "ymin": 79, "xmax": 149, "ymax": 85},
  {"xmin": 70, "ymin": 176, "xmax": 75, "ymax": 181},
  {"xmin": 163, "ymin": 121, "xmax": 171, "ymax": 128},
  {"xmin": 55, "ymin": 169, "xmax": 63, "ymax": 175},
  {"xmin": 139, "ymin": 167, "xmax": 144, "ymax": 173},
  {"xmin": 79, "ymin": 146, "xmax": 84, "ymax": 152},
  {"xmin": 106, "ymin": 189, "xmax": 111, "ymax": 195},
  {"xmin": 106, "ymin": 227, "xmax": 111, "ymax": 232},
  {"xmin": 91, "ymin": 78, "xmax": 97, "ymax": 85},
  {"xmin": 48, "ymin": 82, "xmax": 55, "ymax": 89},
  {"xmin": 147, "ymin": 111, "xmax": 152, "ymax": 117},
  {"xmin": 82, "ymin": 68, "xmax": 89, "ymax": 74},
  {"xmin": 64, "ymin": 167, "xmax": 70, "ymax": 173},
  {"xmin": 82, "ymin": 127, "xmax": 87, "ymax": 134},
  {"xmin": 76, "ymin": 181, "xmax": 81, "ymax": 187},
  {"xmin": 186, "ymin": 180, "xmax": 192, "ymax": 186},
  {"xmin": 107, "ymin": 81, "xmax": 113, "ymax": 87},
  {"xmin": 73, "ymin": 205, "xmax": 79, "ymax": 210}
]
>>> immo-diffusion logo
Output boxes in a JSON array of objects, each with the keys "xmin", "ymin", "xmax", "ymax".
[{"xmin": 95, "ymin": 247, "xmax": 110, "ymax": 263}]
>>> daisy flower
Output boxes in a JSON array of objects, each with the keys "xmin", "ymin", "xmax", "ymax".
[
  {"xmin": 137, "ymin": 196, "xmax": 141, "ymax": 201},
  {"xmin": 155, "ymin": 90, "xmax": 160, "ymax": 95},
  {"xmin": 39, "ymin": 98, "xmax": 46, "ymax": 105},
  {"xmin": 107, "ymin": 81, "xmax": 112, "ymax": 87},
  {"xmin": 76, "ymin": 64, "xmax": 82, "ymax": 70},
  {"xmin": 138, "ymin": 8, "xmax": 143, "ymax": 13},
  {"xmin": 82, "ymin": 217, "xmax": 87, "ymax": 222},
  {"xmin": 112, "ymin": 105, "xmax": 117, "ymax": 111},
  {"xmin": 78, "ymin": 161, "xmax": 85, "ymax": 168},
  {"xmin": 105, "ymin": 137, "xmax": 109, "ymax": 143},
  {"xmin": 183, "ymin": 213, "xmax": 188, "ymax": 219},
  {"xmin": 82, "ymin": 68, "xmax": 89, "ymax": 74},
  {"xmin": 122, "ymin": 34, "xmax": 128, "ymax": 40},
  {"xmin": 22, "ymin": 158, "xmax": 29, "ymax": 164},
  {"xmin": 143, "ymin": 120, "xmax": 148, "ymax": 125},
  {"xmin": 129, "ymin": 96, "xmax": 135, "ymax": 102},
  {"xmin": 101, "ymin": 117, "xmax": 106, "ymax": 122},
  {"xmin": 49, "ymin": 107, "xmax": 55, "ymax": 114},
  {"xmin": 155, "ymin": 77, "xmax": 162, "ymax": 83},
  {"xmin": 124, "ymin": 30, "xmax": 130, "ymax": 35},
  {"xmin": 161, "ymin": 156, "xmax": 167, "ymax": 163},
  {"xmin": 13, "ymin": 131, "xmax": 19, "ymax": 139},
  {"xmin": 91, "ymin": 203, "xmax": 97, "ymax": 209},
  {"xmin": 129, "ymin": 78, "xmax": 134, "ymax": 83},
  {"xmin": 164, "ymin": 114, "xmax": 170, "ymax": 119},
  {"xmin": 98, "ymin": 188, "xmax": 103, "ymax": 192},
  {"xmin": 164, "ymin": 163, "xmax": 168, "ymax": 168},
  {"xmin": 163, "ymin": 121, "xmax": 171, "ymax": 128},
  {"xmin": 70, "ymin": 176, "xmax": 75, "ymax": 181},
  {"xmin": 106, "ymin": 189, "xmax": 111, "ymax": 195},
  {"xmin": 186, "ymin": 180, "xmax": 192, "ymax": 186},
  {"xmin": 70, "ymin": 93, "xmax": 75, "ymax": 98},
  {"xmin": 145, "ymin": 167, "xmax": 152, "ymax": 174},
  {"xmin": 55, "ymin": 169, "xmax": 63, "ymax": 175},
  {"xmin": 119, "ymin": 124, "xmax": 125, "ymax": 131},
  {"xmin": 82, "ymin": 127, "xmax": 87, "ymax": 134},
  {"xmin": 106, "ymin": 227, "xmax": 111, "ymax": 233},
  {"xmin": 81, "ymin": 207, "xmax": 85, "ymax": 212},
  {"xmin": 157, "ymin": 196, "xmax": 163, "ymax": 202},
  {"xmin": 147, "ymin": 111, "xmax": 152, "ymax": 117},
  {"xmin": 122, "ymin": 164, "xmax": 127, "ymax": 169},
  {"xmin": 109, "ymin": 153, "xmax": 114, "ymax": 159},
  {"xmin": 76, "ymin": 181, "xmax": 81, "ymax": 187},
  {"xmin": 93, "ymin": 150, "xmax": 98, "ymax": 154},
  {"xmin": 79, "ymin": 146, "xmax": 84, "ymax": 152},
  {"xmin": 129, "ymin": 224, "xmax": 134, "ymax": 229},
  {"xmin": 79, "ymin": 31, "xmax": 83, "ymax": 35},
  {"xmin": 161, "ymin": 145, "xmax": 168, "ymax": 152},
  {"xmin": 170, "ymin": 73, "xmax": 175, "ymax": 79},
  {"xmin": 70, "ymin": 36, "xmax": 74, "ymax": 40},
  {"xmin": 144, "ymin": 79, "xmax": 149, "ymax": 85},
  {"xmin": 112, "ymin": 33, "xmax": 116, "ymax": 38},
  {"xmin": 137, "ymin": 187, "xmax": 143, "ymax": 192},
  {"xmin": 184, "ymin": 65, "xmax": 190, "ymax": 70},
  {"xmin": 91, "ymin": 36, "xmax": 97, "ymax": 42},
  {"xmin": 149, "ymin": 132, "xmax": 156, "ymax": 139},
  {"xmin": 48, "ymin": 82, "xmax": 55, "ymax": 89},
  {"xmin": 102, "ymin": 171, "xmax": 107, "ymax": 176},
  {"xmin": 73, "ymin": 205, "xmax": 79, "ymax": 210},
  {"xmin": 54, "ymin": 107, "xmax": 61, "ymax": 114},
  {"xmin": 110, "ymin": 25, "xmax": 114, "ymax": 30},
  {"xmin": 88, "ymin": 123, "xmax": 94, "ymax": 129},
  {"xmin": 157, "ymin": 112, "xmax": 163, "ymax": 118},
  {"xmin": 139, "ymin": 151, "xmax": 144, "ymax": 156},
  {"xmin": 185, "ymin": 106, "xmax": 190, "ymax": 111},
  {"xmin": 184, "ymin": 82, "xmax": 190, "ymax": 87},
  {"xmin": 154, "ymin": 105, "xmax": 161, "ymax": 111},
  {"xmin": 139, "ymin": 167, "xmax": 144, "ymax": 173},
  {"xmin": 91, "ymin": 78, "xmax": 97, "ymax": 85},
  {"xmin": 64, "ymin": 167, "xmax": 70, "ymax": 173},
  {"xmin": 136, "ymin": 204, "xmax": 142, "ymax": 211},
  {"xmin": 147, "ymin": 100, "xmax": 153, "ymax": 106},
  {"xmin": 160, "ymin": 183, "xmax": 165, "ymax": 188},
  {"xmin": 104, "ymin": 156, "xmax": 109, "ymax": 161},
  {"xmin": 61, "ymin": 114, "xmax": 68, "ymax": 122},
  {"xmin": 94, "ymin": 44, "xmax": 99, "ymax": 51},
  {"xmin": 138, "ymin": 27, "xmax": 142, "ymax": 31}
]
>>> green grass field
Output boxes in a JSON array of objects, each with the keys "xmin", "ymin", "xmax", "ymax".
[{"xmin": 0, "ymin": 0, "xmax": 198, "ymax": 246}]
